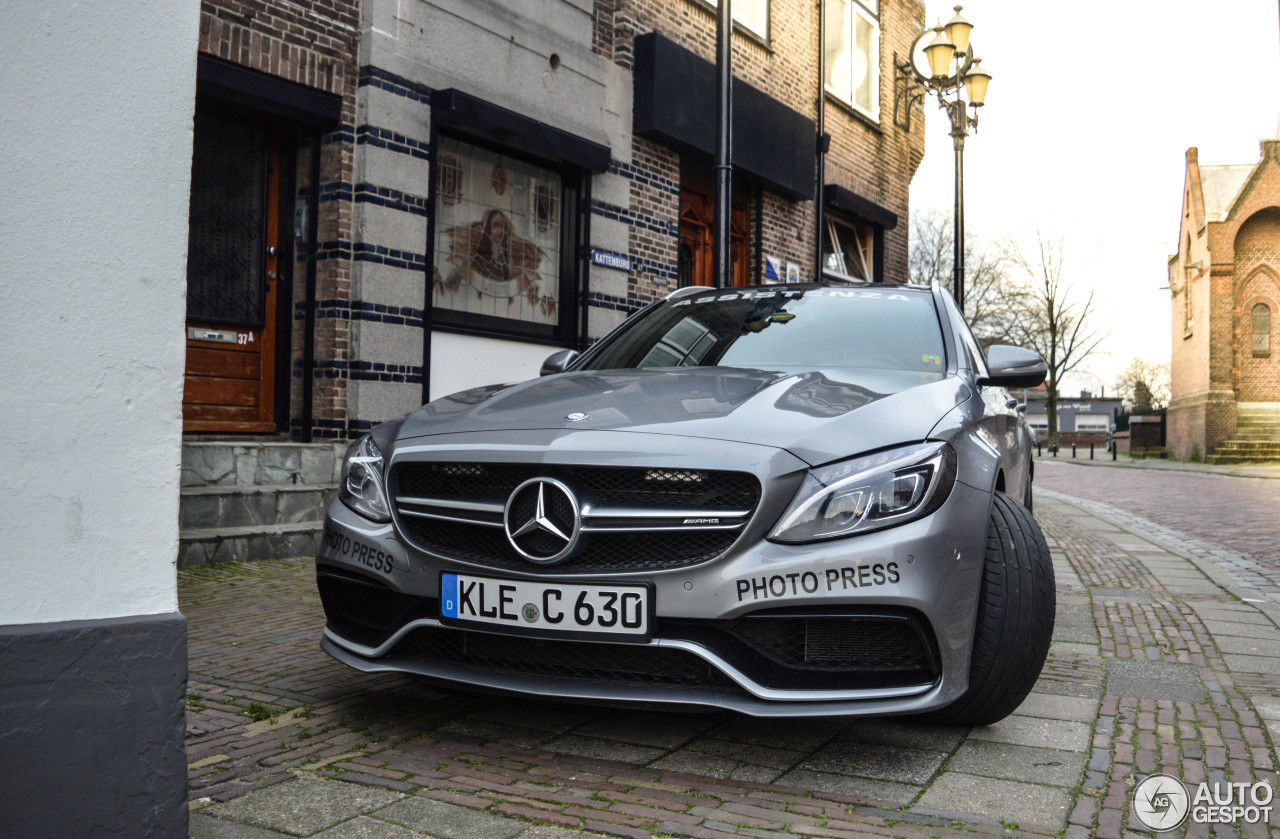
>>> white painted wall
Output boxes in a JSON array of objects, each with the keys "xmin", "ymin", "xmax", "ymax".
[
  {"xmin": 0, "ymin": 1, "xmax": 200, "ymax": 624},
  {"xmin": 430, "ymin": 333, "xmax": 550, "ymax": 400}
]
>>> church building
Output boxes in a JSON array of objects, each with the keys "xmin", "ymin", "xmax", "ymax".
[{"xmin": 1168, "ymin": 137, "xmax": 1280, "ymax": 463}]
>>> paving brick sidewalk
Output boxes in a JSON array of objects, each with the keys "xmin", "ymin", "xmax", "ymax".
[{"xmin": 184, "ymin": 494, "xmax": 1280, "ymax": 839}]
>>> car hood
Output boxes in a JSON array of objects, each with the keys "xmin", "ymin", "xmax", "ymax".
[{"xmin": 397, "ymin": 367, "xmax": 971, "ymax": 466}]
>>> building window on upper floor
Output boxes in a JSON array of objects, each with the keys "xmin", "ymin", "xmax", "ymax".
[
  {"xmin": 703, "ymin": 0, "xmax": 769, "ymax": 40},
  {"xmin": 822, "ymin": 215, "xmax": 874, "ymax": 282},
  {"xmin": 1253, "ymin": 303, "xmax": 1271, "ymax": 358},
  {"xmin": 431, "ymin": 135, "xmax": 578, "ymax": 342},
  {"xmin": 824, "ymin": 0, "xmax": 879, "ymax": 120}
]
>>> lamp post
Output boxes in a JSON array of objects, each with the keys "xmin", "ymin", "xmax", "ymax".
[{"xmin": 894, "ymin": 6, "xmax": 991, "ymax": 312}]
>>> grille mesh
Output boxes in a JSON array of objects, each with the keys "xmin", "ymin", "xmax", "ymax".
[
  {"xmin": 725, "ymin": 616, "xmax": 933, "ymax": 672},
  {"xmin": 397, "ymin": 463, "xmax": 759, "ymax": 509},
  {"xmin": 317, "ymin": 570, "xmax": 426, "ymax": 648},
  {"xmin": 399, "ymin": 518, "xmax": 734, "ymax": 574}
]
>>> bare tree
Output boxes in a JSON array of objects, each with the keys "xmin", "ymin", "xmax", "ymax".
[
  {"xmin": 908, "ymin": 210, "xmax": 1018, "ymax": 348},
  {"xmin": 1115, "ymin": 358, "xmax": 1171, "ymax": 411},
  {"xmin": 1006, "ymin": 233, "xmax": 1108, "ymax": 447}
]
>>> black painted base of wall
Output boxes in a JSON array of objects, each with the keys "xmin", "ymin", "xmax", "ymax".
[{"xmin": 0, "ymin": 611, "xmax": 188, "ymax": 838}]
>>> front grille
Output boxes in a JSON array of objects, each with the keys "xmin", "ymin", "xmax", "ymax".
[
  {"xmin": 391, "ymin": 627, "xmax": 737, "ymax": 690},
  {"xmin": 392, "ymin": 463, "xmax": 761, "ymax": 574}
]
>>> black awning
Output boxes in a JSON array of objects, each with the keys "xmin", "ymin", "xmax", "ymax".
[
  {"xmin": 823, "ymin": 185, "xmax": 898, "ymax": 230},
  {"xmin": 632, "ymin": 33, "xmax": 816, "ymax": 201},
  {"xmin": 432, "ymin": 89, "xmax": 611, "ymax": 173},
  {"xmin": 196, "ymin": 55, "xmax": 341, "ymax": 129}
]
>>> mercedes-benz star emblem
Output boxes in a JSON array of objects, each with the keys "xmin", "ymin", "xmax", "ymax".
[
  {"xmin": 565, "ymin": 412, "xmax": 589, "ymax": 422},
  {"xmin": 503, "ymin": 477, "xmax": 582, "ymax": 564}
]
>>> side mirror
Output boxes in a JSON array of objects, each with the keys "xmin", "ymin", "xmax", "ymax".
[
  {"xmin": 979, "ymin": 345, "xmax": 1048, "ymax": 388},
  {"xmin": 540, "ymin": 349, "xmax": 580, "ymax": 376}
]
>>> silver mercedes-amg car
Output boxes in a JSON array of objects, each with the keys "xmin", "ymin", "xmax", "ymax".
[{"xmin": 316, "ymin": 282, "xmax": 1054, "ymax": 722}]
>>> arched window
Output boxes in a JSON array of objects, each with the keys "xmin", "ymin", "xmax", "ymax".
[{"xmin": 1253, "ymin": 303, "xmax": 1271, "ymax": 357}]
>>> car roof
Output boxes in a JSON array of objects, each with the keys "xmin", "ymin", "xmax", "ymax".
[{"xmin": 664, "ymin": 281, "xmax": 934, "ymax": 301}]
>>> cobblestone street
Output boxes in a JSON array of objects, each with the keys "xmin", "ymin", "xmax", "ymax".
[{"xmin": 184, "ymin": 480, "xmax": 1280, "ymax": 839}]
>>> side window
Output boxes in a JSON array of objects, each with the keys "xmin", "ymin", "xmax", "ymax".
[{"xmin": 956, "ymin": 317, "xmax": 989, "ymax": 379}]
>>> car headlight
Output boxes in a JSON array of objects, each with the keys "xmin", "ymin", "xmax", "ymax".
[
  {"xmin": 769, "ymin": 442, "xmax": 957, "ymax": 543},
  {"xmin": 338, "ymin": 435, "xmax": 391, "ymax": 522}
]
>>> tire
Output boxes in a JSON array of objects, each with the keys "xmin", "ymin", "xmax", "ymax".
[
  {"xmin": 1023, "ymin": 469, "xmax": 1034, "ymax": 512},
  {"xmin": 924, "ymin": 491, "xmax": 1055, "ymax": 726}
]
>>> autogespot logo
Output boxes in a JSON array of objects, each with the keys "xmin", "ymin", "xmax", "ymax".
[
  {"xmin": 1134, "ymin": 775, "xmax": 1275, "ymax": 831},
  {"xmin": 1133, "ymin": 774, "xmax": 1190, "ymax": 832}
]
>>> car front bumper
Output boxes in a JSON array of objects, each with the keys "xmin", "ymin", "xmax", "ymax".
[{"xmin": 315, "ymin": 431, "xmax": 993, "ymax": 717}]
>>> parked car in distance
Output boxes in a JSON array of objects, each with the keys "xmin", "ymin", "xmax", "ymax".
[{"xmin": 316, "ymin": 282, "xmax": 1054, "ymax": 723}]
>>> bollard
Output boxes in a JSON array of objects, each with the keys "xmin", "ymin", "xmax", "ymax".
[
  {"xmin": 1090, "ymin": 442, "xmax": 1095, "ymax": 460},
  {"xmin": 1113, "ymin": 444, "xmax": 1117, "ymax": 461},
  {"xmin": 1037, "ymin": 441, "xmax": 1042, "ymax": 457},
  {"xmin": 1072, "ymin": 442, "xmax": 1077, "ymax": 458},
  {"xmin": 1052, "ymin": 443, "xmax": 1058, "ymax": 457}
]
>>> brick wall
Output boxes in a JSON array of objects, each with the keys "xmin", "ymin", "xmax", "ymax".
[
  {"xmin": 1232, "ymin": 211, "xmax": 1280, "ymax": 402},
  {"xmin": 596, "ymin": 0, "xmax": 925, "ymax": 289},
  {"xmin": 199, "ymin": 0, "xmax": 360, "ymax": 438},
  {"xmin": 625, "ymin": 138, "xmax": 681, "ymax": 306}
]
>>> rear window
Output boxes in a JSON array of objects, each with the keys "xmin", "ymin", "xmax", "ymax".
[{"xmin": 584, "ymin": 286, "xmax": 946, "ymax": 375}]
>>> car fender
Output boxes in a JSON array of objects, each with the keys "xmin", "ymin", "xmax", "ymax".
[{"xmin": 927, "ymin": 396, "xmax": 1002, "ymax": 503}]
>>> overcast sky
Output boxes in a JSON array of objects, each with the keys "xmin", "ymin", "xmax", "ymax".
[{"xmin": 908, "ymin": 0, "xmax": 1280, "ymax": 397}]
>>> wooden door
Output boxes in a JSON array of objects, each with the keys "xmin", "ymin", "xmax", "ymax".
[
  {"xmin": 182, "ymin": 109, "xmax": 281, "ymax": 433},
  {"xmin": 678, "ymin": 187, "xmax": 749, "ymax": 287}
]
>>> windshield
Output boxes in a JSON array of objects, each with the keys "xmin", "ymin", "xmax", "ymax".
[{"xmin": 583, "ymin": 286, "xmax": 947, "ymax": 375}]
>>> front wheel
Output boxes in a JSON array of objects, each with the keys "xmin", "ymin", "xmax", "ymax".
[{"xmin": 924, "ymin": 491, "xmax": 1055, "ymax": 726}]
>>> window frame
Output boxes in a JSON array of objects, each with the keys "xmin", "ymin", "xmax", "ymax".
[
  {"xmin": 1252, "ymin": 302, "xmax": 1271, "ymax": 358},
  {"xmin": 824, "ymin": 0, "xmax": 881, "ymax": 121},
  {"xmin": 699, "ymin": 0, "xmax": 770, "ymax": 41},
  {"xmin": 821, "ymin": 215, "xmax": 874, "ymax": 283},
  {"xmin": 427, "ymin": 132, "xmax": 583, "ymax": 346}
]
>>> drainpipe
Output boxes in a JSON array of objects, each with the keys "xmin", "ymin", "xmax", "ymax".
[
  {"xmin": 712, "ymin": 0, "xmax": 733, "ymax": 289},
  {"xmin": 815, "ymin": 0, "xmax": 827, "ymax": 282}
]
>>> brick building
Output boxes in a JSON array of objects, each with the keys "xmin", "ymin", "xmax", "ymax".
[
  {"xmin": 179, "ymin": 0, "xmax": 928, "ymax": 564},
  {"xmin": 1167, "ymin": 137, "xmax": 1280, "ymax": 462}
]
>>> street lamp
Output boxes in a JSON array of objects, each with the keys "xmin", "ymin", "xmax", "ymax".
[{"xmin": 894, "ymin": 5, "xmax": 991, "ymax": 312}]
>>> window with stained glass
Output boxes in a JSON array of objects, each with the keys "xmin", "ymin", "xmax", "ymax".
[{"xmin": 432, "ymin": 136, "xmax": 565, "ymax": 333}]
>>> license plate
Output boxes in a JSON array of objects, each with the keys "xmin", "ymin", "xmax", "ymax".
[{"xmin": 440, "ymin": 573, "xmax": 650, "ymax": 641}]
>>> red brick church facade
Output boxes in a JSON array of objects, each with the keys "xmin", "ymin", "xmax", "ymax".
[{"xmin": 1168, "ymin": 137, "xmax": 1280, "ymax": 462}]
